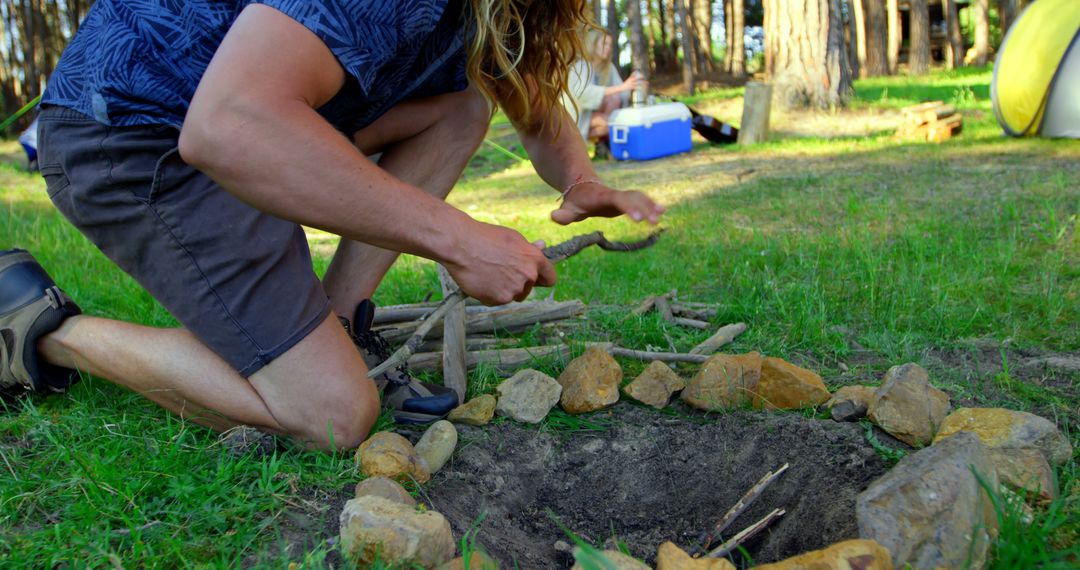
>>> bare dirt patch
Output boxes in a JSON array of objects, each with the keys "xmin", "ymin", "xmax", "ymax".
[{"xmin": 405, "ymin": 405, "xmax": 888, "ymax": 568}]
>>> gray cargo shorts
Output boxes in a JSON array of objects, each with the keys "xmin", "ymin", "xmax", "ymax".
[{"xmin": 37, "ymin": 106, "xmax": 332, "ymax": 377}]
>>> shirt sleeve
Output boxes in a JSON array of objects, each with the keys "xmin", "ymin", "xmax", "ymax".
[
  {"xmin": 250, "ymin": 0, "xmax": 415, "ymax": 96},
  {"xmin": 566, "ymin": 59, "xmax": 608, "ymax": 112}
]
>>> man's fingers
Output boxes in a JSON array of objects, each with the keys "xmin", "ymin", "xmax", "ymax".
[{"xmin": 535, "ymin": 257, "xmax": 557, "ymax": 288}]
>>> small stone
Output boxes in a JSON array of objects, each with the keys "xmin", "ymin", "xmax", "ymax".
[
  {"xmin": 825, "ymin": 385, "xmax": 876, "ymax": 422},
  {"xmin": 623, "ymin": 361, "xmax": 686, "ymax": 408},
  {"xmin": 557, "ymin": 347, "xmax": 622, "ymax": 414},
  {"xmin": 933, "ymin": 407, "xmax": 1072, "ymax": 500},
  {"xmin": 355, "ymin": 432, "xmax": 431, "ymax": 484},
  {"xmin": 415, "ymin": 420, "xmax": 458, "ymax": 475},
  {"xmin": 857, "ymin": 432, "xmax": 998, "ymax": 570},
  {"xmin": 496, "ymin": 369, "xmax": 562, "ymax": 423},
  {"xmin": 218, "ymin": 426, "xmax": 277, "ymax": 457},
  {"xmin": 656, "ymin": 541, "xmax": 736, "ymax": 569},
  {"xmin": 339, "ymin": 495, "xmax": 455, "ymax": 567},
  {"xmin": 752, "ymin": 357, "xmax": 831, "ymax": 410},
  {"xmin": 447, "ymin": 395, "xmax": 497, "ymax": 426},
  {"xmin": 437, "ymin": 552, "xmax": 499, "ymax": 570},
  {"xmin": 571, "ymin": 549, "xmax": 650, "ymax": 570},
  {"xmin": 681, "ymin": 352, "xmax": 763, "ymax": 411},
  {"xmin": 867, "ymin": 363, "xmax": 950, "ymax": 447},
  {"xmin": 751, "ymin": 539, "xmax": 892, "ymax": 570},
  {"xmin": 353, "ymin": 476, "xmax": 416, "ymax": 507}
]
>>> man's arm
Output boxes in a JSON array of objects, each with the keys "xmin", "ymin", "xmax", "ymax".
[
  {"xmin": 505, "ymin": 82, "xmax": 665, "ymax": 226},
  {"xmin": 179, "ymin": 5, "xmax": 553, "ymax": 305}
]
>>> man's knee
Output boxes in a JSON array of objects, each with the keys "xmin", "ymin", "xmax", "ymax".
[{"xmin": 314, "ymin": 388, "xmax": 379, "ymax": 450}]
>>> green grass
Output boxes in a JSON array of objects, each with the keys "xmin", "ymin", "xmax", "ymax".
[{"xmin": 2, "ymin": 66, "xmax": 1078, "ymax": 566}]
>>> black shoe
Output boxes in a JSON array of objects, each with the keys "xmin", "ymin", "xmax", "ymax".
[
  {"xmin": 0, "ymin": 249, "xmax": 82, "ymax": 396},
  {"xmin": 342, "ymin": 300, "xmax": 459, "ymax": 424}
]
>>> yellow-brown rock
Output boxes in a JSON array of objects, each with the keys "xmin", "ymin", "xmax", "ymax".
[
  {"xmin": 824, "ymin": 385, "xmax": 876, "ymax": 422},
  {"xmin": 933, "ymin": 407, "xmax": 1073, "ymax": 500},
  {"xmin": 623, "ymin": 361, "xmax": 686, "ymax": 408},
  {"xmin": 438, "ymin": 552, "xmax": 499, "ymax": 569},
  {"xmin": 752, "ymin": 357, "xmax": 831, "ymax": 410},
  {"xmin": 751, "ymin": 539, "xmax": 893, "ymax": 569},
  {"xmin": 571, "ymin": 550, "xmax": 650, "ymax": 570},
  {"xmin": 339, "ymin": 495, "xmax": 454, "ymax": 567},
  {"xmin": 354, "ymin": 476, "xmax": 416, "ymax": 506},
  {"xmin": 681, "ymin": 352, "xmax": 763, "ymax": 411},
  {"xmin": 557, "ymin": 346, "xmax": 622, "ymax": 414},
  {"xmin": 447, "ymin": 395, "xmax": 497, "ymax": 426},
  {"xmin": 355, "ymin": 432, "xmax": 431, "ymax": 484},
  {"xmin": 866, "ymin": 363, "xmax": 950, "ymax": 447},
  {"xmin": 655, "ymin": 541, "xmax": 736, "ymax": 569}
]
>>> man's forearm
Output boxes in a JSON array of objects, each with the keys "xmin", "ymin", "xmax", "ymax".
[
  {"xmin": 179, "ymin": 96, "xmax": 472, "ymax": 266},
  {"xmin": 518, "ymin": 109, "xmax": 601, "ymax": 194}
]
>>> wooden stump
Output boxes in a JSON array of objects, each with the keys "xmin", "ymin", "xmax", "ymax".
[
  {"xmin": 738, "ymin": 82, "xmax": 773, "ymax": 145},
  {"xmin": 896, "ymin": 101, "xmax": 964, "ymax": 142}
]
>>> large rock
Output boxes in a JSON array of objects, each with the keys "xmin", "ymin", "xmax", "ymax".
[
  {"xmin": 415, "ymin": 420, "xmax": 458, "ymax": 474},
  {"xmin": 354, "ymin": 476, "xmax": 416, "ymax": 507},
  {"xmin": 752, "ymin": 540, "xmax": 893, "ymax": 570},
  {"xmin": 933, "ymin": 407, "xmax": 1073, "ymax": 499},
  {"xmin": 496, "ymin": 369, "xmax": 562, "ymax": 423},
  {"xmin": 557, "ymin": 347, "xmax": 622, "ymax": 414},
  {"xmin": 752, "ymin": 357, "xmax": 831, "ymax": 410},
  {"xmin": 824, "ymin": 385, "xmax": 876, "ymax": 422},
  {"xmin": 655, "ymin": 541, "xmax": 736, "ymax": 569},
  {"xmin": 681, "ymin": 352, "xmax": 762, "ymax": 410},
  {"xmin": 339, "ymin": 495, "xmax": 455, "ymax": 568},
  {"xmin": 447, "ymin": 395, "xmax": 497, "ymax": 426},
  {"xmin": 623, "ymin": 361, "xmax": 686, "ymax": 408},
  {"xmin": 867, "ymin": 363, "xmax": 950, "ymax": 447},
  {"xmin": 437, "ymin": 552, "xmax": 499, "ymax": 570},
  {"xmin": 857, "ymin": 432, "xmax": 998, "ymax": 570},
  {"xmin": 571, "ymin": 549, "xmax": 649, "ymax": 570},
  {"xmin": 356, "ymin": 432, "xmax": 431, "ymax": 484}
]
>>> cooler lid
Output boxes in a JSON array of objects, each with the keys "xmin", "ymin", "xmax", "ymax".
[{"xmin": 608, "ymin": 102, "xmax": 691, "ymax": 128}]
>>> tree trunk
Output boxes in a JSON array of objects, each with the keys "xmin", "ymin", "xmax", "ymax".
[
  {"xmin": 972, "ymin": 0, "xmax": 990, "ymax": 66},
  {"xmin": 731, "ymin": 0, "xmax": 745, "ymax": 76},
  {"xmin": 886, "ymin": 0, "xmax": 899, "ymax": 74},
  {"xmin": 724, "ymin": 0, "xmax": 734, "ymax": 72},
  {"xmin": 664, "ymin": 0, "xmax": 680, "ymax": 72},
  {"xmin": 675, "ymin": 0, "xmax": 696, "ymax": 94},
  {"xmin": 844, "ymin": 0, "xmax": 860, "ymax": 79},
  {"xmin": 692, "ymin": 0, "xmax": 715, "ymax": 73},
  {"xmin": 908, "ymin": 0, "xmax": 929, "ymax": 75},
  {"xmin": 591, "ymin": 0, "xmax": 603, "ymax": 23},
  {"xmin": 862, "ymin": 0, "xmax": 888, "ymax": 76},
  {"xmin": 768, "ymin": 0, "xmax": 851, "ymax": 109},
  {"xmin": 607, "ymin": 0, "xmax": 620, "ymax": 68},
  {"xmin": 997, "ymin": 0, "xmax": 1019, "ymax": 39},
  {"xmin": 851, "ymin": 0, "xmax": 867, "ymax": 77},
  {"xmin": 943, "ymin": 0, "xmax": 964, "ymax": 69},
  {"xmin": 627, "ymin": 0, "xmax": 651, "ymax": 75},
  {"xmin": 763, "ymin": 0, "xmax": 776, "ymax": 75}
]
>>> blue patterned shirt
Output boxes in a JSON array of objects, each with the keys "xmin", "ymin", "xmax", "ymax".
[{"xmin": 43, "ymin": 0, "xmax": 468, "ymax": 134}]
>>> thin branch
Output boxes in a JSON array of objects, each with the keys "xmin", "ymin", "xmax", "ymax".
[
  {"xmin": 586, "ymin": 342, "xmax": 710, "ymax": 363},
  {"xmin": 689, "ymin": 323, "xmax": 748, "ymax": 355},
  {"xmin": 706, "ymin": 508, "xmax": 786, "ymax": 558},
  {"xmin": 368, "ymin": 231, "xmax": 663, "ymax": 378},
  {"xmin": 690, "ymin": 463, "xmax": 789, "ymax": 555}
]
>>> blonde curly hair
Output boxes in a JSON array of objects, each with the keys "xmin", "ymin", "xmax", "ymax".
[{"xmin": 466, "ymin": 0, "xmax": 593, "ymax": 130}]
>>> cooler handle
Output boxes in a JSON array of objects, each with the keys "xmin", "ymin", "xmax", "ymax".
[{"xmin": 611, "ymin": 125, "xmax": 629, "ymax": 144}]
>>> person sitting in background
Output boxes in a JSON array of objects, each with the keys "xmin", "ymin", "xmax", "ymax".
[{"xmin": 562, "ymin": 28, "xmax": 647, "ymax": 159}]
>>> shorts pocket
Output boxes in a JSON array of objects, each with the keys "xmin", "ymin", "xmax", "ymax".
[
  {"xmin": 148, "ymin": 147, "xmax": 183, "ymax": 203},
  {"xmin": 38, "ymin": 164, "xmax": 71, "ymax": 198}
]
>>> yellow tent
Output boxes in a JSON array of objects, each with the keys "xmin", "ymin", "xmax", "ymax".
[{"xmin": 992, "ymin": 0, "xmax": 1080, "ymax": 138}]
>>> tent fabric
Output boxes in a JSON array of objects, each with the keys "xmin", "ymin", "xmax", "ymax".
[{"xmin": 992, "ymin": 0, "xmax": 1080, "ymax": 138}]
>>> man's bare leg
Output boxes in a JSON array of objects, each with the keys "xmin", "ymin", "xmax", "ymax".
[
  {"xmin": 322, "ymin": 87, "xmax": 490, "ymax": 317},
  {"xmin": 39, "ymin": 313, "xmax": 379, "ymax": 451}
]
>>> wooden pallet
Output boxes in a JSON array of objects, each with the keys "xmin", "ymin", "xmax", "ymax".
[{"xmin": 896, "ymin": 100, "xmax": 963, "ymax": 142}]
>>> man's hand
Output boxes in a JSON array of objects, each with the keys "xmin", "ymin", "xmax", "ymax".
[
  {"xmin": 550, "ymin": 182, "xmax": 665, "ymax": 226},
  {"xmin": 442, "ymin": 222, "xmax": 557, "ymax": 306}
]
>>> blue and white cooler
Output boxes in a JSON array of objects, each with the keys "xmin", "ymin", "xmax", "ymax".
[{"xmin": 607, "ymin": 102, "xmax": 693, "ymax": 161}]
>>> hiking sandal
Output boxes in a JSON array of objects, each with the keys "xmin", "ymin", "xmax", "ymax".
[
  {"xmin": 0, "ymin": 249, "xmax": 82, "ymax": 396},
  {"xmin": 344, "ymin": 299, "xmax": 459, "ymax": 425}
]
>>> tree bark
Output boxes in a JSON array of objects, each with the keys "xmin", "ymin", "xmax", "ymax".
[
  {"xmin": 908, "ymin": 0, "xmax": 929, "ymax": 75},
  {"xmin": 663, "ymin": 0, "xmax": 680, "ymax": 72},
  {"xmin": 607, "ymin": 0, "xmax": 621, "ymax": 67},
  {"xmin": 943, "ymin": 0, "xmax": 965, "ymax": 69},
  {"xmin": 862, "ymin": 0, "xmax": 888, "ymax": 76},
  {"xmin": 972, "ymin": 0, "xmax": 990, "ymax": 66},
  {"xmin": 886, "ymin": 0, "xmax": 900, "ymax": 74},
  {"xmin": 724, "ymin": 0, "xmax": 734, "ymax": 72},
  {"xmin": 768, "ymin": 0, "xmax": 852, "ymax": 109},
  {"xmin": 627, "ymin": 0, "xmax": 651, "ymax": 75},
  {"xmin": 851, "ymin": 0, "xmax": 867, "ymax": 77},
  {"xmin": 731, "ymin": 0, "xmax": 745, "ymax": 76},
  {"xmin": 675, "ymin": 0, "xmax": 696, "ymax": 94},
  {"xmin": 996, "ymin": 0, "xmax": 1019, "ymax": 40},
  {"xmin": 692, "ymin": 0, "xmax": 715, "ymax": 73},
  {"xmin": 843, "ymin": 0, "xmax": 860, "ymax": 79}
]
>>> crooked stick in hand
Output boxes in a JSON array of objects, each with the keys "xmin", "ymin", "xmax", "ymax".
[{"xmin": 367, "ymin": 230, "xmax": 664, "ymax": 378}]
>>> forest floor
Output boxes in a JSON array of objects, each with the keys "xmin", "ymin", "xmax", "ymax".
[{"xmin": 1, "ymin": 66, "xmax": 1076, "ymax": 568}]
